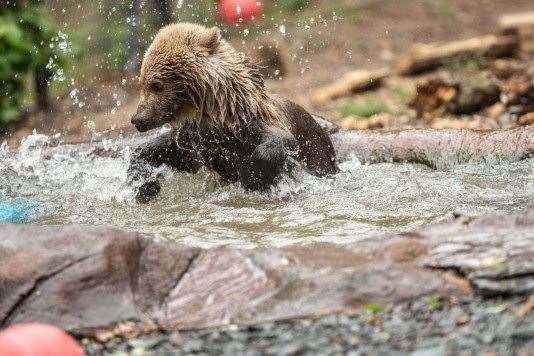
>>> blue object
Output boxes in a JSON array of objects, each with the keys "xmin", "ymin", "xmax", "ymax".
[{"xmin": 0, "ymin": 199, "xmax": 38, "ymax": 223}]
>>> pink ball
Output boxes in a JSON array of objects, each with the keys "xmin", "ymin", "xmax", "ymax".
[
  {"xmin": 0, "ymin": 323, "xmax": 85, "ymax": 356},
  {"xmin": 218, "ymin": 0, "xmax": 264, "ymax": 24}
]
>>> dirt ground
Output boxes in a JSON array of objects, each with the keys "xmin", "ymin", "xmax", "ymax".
[{"xmin": 4, "ymin": 0, "xmax": 534, "ymax": 145}]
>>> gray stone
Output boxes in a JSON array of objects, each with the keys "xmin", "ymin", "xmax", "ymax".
[{"xmin": 1, "ymin": 209, "xmax": 533, "ymax": 337}]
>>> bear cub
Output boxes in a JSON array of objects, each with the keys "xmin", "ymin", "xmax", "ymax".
[{"xmin": 128, "ymin": 23, "xmax": 338, "ymax": 202}]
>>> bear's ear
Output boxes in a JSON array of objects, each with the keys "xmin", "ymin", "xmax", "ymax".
[{"xmin": 202, "ymin": 26, "xmax": 221, "ymax": 54}]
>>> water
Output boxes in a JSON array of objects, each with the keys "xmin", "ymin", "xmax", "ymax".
[{"xmin": 1, "ymin": 132, "xmax": 533, "ymax": 248}]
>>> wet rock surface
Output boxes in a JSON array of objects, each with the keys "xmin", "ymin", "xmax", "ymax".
[
  {"xmin": 0, "ymin": 209, "xmax": 533, "ymax": 339},
  {"xmin": 82, "ymin": 296, "xmax": 534, "ymax": 356},
  {"xmin": 421, "ymin": 211, "xmax": 534, "ymax": 296}
]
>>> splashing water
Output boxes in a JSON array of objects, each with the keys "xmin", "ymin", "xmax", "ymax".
[{"xmin": 1, "ymin": 132, "xmax": 533, "ymax": 248}]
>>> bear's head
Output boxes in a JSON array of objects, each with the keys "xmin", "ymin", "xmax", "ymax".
[{"xmin": 130, "ymin": 23, "xmax": 225, "ymax": 132}]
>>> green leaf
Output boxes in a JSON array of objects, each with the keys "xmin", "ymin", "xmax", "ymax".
[
  {"xmin": 0, "ymin": 3, "xmax": 64, "ymax": 127},
  {"xmin": 365, "ymin": 302, "xmax": 384, "ymax": 314}
]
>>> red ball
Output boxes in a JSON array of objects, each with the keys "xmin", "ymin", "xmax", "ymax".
[
  {"xmin": 218, "ymin": 0, "xmax": 264, "ymax": 24},
  {"xmin": 0, "ymin": 323, "xmax": 85, "ymax": 356}
]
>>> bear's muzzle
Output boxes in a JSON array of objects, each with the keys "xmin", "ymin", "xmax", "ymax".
[{"xmin": 131, "ymin": 113, "xmax": 151, "ymax": 132}]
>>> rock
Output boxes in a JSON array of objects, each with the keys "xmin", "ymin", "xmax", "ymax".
[
  {"xmin": 0, "ymin": 229, "xmax": 450, "ymax": 337},
  {"xmin": 491, "ymin": 59, "xmax": 527, "ymax": 80},
  {"xmin": 485, "ymin": 102, "xmax": 506, "ymax": 120},
  {"xmin": 421, "ymin": 209, "xmax": 534, "ymax": 296},
  {"xmin": 448, "ymin": 82, "xmax": 501, "ymax": 115},
  {"xmin": 1, "ymin": 209, "xmax": 533, "ymax": 337},
  {"xmin": 514, "ymin": 295, "xmax": 534, "ymax": 318},
  {"xmin": 161, "ymin": 244, "xmax": 456, "ymax": 330},
  {"xmin": 0, "ymin": 224, "xmax": 198, "ymax": 335},
  {"xmin": 0, "ymin": 225, "xmax": 143, "ymax": 331}
]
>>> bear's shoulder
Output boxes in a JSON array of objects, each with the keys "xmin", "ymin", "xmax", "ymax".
[{"xmin": 272, "ymin": 96, "xmax": 338, "ymax": 175}]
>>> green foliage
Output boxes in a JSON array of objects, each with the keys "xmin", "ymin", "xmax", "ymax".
[
  {"xmin": 332, "ymin": 5, "xmax": 361, "ymax": 24},
  {"xmin": 444, "ymin": 57, "xmax": 486, "ymax": 72},
  {"xmin": 0, "ymin": 2, "xmax": 63, "ymax": 128},
  {"xmin": 427, "ymin": 297, "xmax": 443, "ymax": 311},
  {"xmin": 61, "ymin": 0, "xmax": 317, "ymax": 79},
  {"xmin": 174, "ymin": 0, "xmax": 218, "ymax": 26},
  {"xmin": 93, "ymin": 24, "xmax": 130, "ymax": 72},
  {"xmin": 0, "ymin": 14, "xmax": 32, "ymax": 125},
  {"xmin": 391, "ymin": 85, "xmax": 411, "ymax": 104},
  {"xmin": 365, "ymin": 302, "xmax": 384, "ymax": 314},
  {"xmin": 91, "ymin": 0, "xmax": 219, "ymax": 72},
  {"xmin": 338, "ymin": 97, "xmax": 389, "ymax": 118},
  {"xmin": 278, "ymin": 0, "xmax": 313, "ymax": 12},
  {"xmin": 92, "ymin": 2, "xmax": 134, "ymax": 72}
]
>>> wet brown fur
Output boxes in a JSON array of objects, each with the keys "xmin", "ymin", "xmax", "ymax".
[
  {"xmin": 137, "ymin": 23, "xmax": 281, "ymax": 132},
  {"xmin": 128, "ymin": 23, "xmax": 338, "ymax": 202}
]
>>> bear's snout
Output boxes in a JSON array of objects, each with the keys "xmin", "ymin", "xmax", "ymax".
[{"xmin": 131, "ymin": 113, "xmax": 150, "ymax": 132}]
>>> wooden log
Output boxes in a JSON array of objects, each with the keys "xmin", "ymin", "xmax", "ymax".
[
  {"xmin": 499, "ymin": 12, "xmax": 534, "ymax": 34},
  {"xmin": 518, "ymin": 112, "xmax": 534, "ymax": 126},
  {"xmin": 339, "ymin": 113, "xmax": 395, "ymax": 130},
  {"xmin": 331, "ymin": 126, "xmax": 534, "ymax": 169},
  {"xmin": 396, "ymin": 35, "xmax": 518, "ymax": 75},
  {"xmin": 518, "ymin": 26, "xmax": 534, "ymax": 54},
  {"xmin": 311, "ymin": 69, "xmax": 389, "ymax": 106},
  {"xmin": 499, "ymin": 12, "xmax": 534, "ymax": 54}
]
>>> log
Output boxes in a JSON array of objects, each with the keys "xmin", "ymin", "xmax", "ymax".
[
  {"xmin": 396, "ymin": 35, "xmax": 518, "ymax": 75},
  {"xmin": 499, "ymin": 13, "xmax": 534, "ymax": 54},
  {"xmin": 311, "ymin": 69, "xmax": 389, "ymax": 106},
  {"xmin": 518, "ymin": 25, "xmax": 534, "ymax": 54},
  {"xmin": 331, "ymin": 126, "xmax": 534, "ymax": 169},
  {"xmin": 499, "ymin": 12, "xmax": 534, "ymax": 55},
  {"xmin": 499, "ymin": 12, "xmax": 534, "ymax": 34},
  {"xmin": 518, "ymin": 112, "xmax": 534, "ymax": 126},
  {"xmin": 339, "ymin": 113, "xmax": 395, "ymax": 130}
]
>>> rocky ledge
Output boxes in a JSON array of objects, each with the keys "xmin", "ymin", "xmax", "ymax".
[{"xmin": 0, "ymin": 209, "xmax": 533, "ymax": 340}]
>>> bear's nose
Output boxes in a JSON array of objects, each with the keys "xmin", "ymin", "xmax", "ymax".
[{"xmin": 130, "ymin": 113, "xmax": 146, "ymax": 130}]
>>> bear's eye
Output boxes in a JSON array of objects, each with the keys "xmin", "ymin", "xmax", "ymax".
[{"xmin": 149, "ymin": 81, "xmax": 164, "ymax": 93}]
